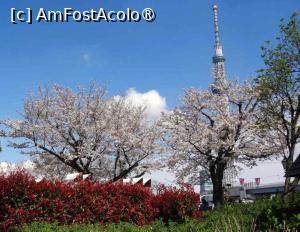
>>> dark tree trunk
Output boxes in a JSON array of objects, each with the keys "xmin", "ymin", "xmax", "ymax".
[
  {"xmin": 112, "ymin": 162, "xmax": 139, "ymax": 182},
  {"xmin": 284, "ymin": 159, "xmax": 294, "ymax": 195},
  {"xmin": 284, "ymin": 145, "xmax": 296, "ymax": 195},
  {"xmin": 210, "ymin": 162, "xmax": 225, "ymax": 208}
]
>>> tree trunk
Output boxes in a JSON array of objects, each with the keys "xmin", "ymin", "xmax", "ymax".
[
  {"xmin": 284, "ymin": 146, "xmax": 296, "ymax": 195},
  {"xmin": 112, "ymin": 162, "xmax": 139, "ymax": 182},
  {"xmin": 284, "ymin": 176, "xmax": 300, "ymax": 200},
  {"xmin": 210, "ymin": 162, "xmax": 225, "ymax": 208}
]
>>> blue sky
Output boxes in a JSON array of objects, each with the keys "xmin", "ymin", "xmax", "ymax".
[{"xmin": 0, "ymin": 0, "xmax": 299, "ymax": 162}]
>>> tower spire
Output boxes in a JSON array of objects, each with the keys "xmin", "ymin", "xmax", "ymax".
[
  {"xmin": 213, "ymin": 4, "xmax": 222, "ymax": 57},
  {"xmin": 211, "ymin": 4, "xmax": 227, "ymax": 94}
]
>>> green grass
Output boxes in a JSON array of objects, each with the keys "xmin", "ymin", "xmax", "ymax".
[{"xmin": 9, "ymin": 221, "xmax": 207, "ymax": 232}]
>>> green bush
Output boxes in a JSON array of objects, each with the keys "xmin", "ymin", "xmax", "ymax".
[
  {"xmin": 199, "ymin": 193, "xmax": 300, "ymax": 231},
  {"xmin": 254, "ymin": 193, "xmax": 300, "ymax": 230}
]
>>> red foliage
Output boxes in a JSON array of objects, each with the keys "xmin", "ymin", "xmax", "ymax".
[
  {"xmin": 0, "ymin": 171, "xmax": 201, "ymax": 230},
  {"xmin": 153, "ymin": 184, "xmax": 202, "ymax": 223}
]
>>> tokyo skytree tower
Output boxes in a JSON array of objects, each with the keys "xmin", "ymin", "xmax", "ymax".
[
  {"xmin": 211, "ymin": 4, "xmax": 228, "ymax": 95},
  {"xmin": 211, "ymin": 4, "xmax": 237, "ymax": 187}
]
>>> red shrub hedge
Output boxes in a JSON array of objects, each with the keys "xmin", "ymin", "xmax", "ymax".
[
  {"xmin": 0, "ymin": 171, "xmax": 201, "ymax": 230},
  {"xmin": 153, "ymin": 184, "xmax": 202, "ymax": 223}
]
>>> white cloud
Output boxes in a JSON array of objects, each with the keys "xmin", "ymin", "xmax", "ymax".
[
  {"xmin": 124, "ymin": 88, "xmax": 167, "ymax": 120},
  {"xmin": 82, "ymin": 53, "xmax": 91, "ymax": 63}
]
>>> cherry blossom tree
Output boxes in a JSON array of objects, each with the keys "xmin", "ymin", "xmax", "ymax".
[
  {"xmin": 160, "ymin": 81, "xmax": 280, "ymax": 207},
  {"xmin": 0, "ymin": 84, "xmax": 161, "ymax": 181}
]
